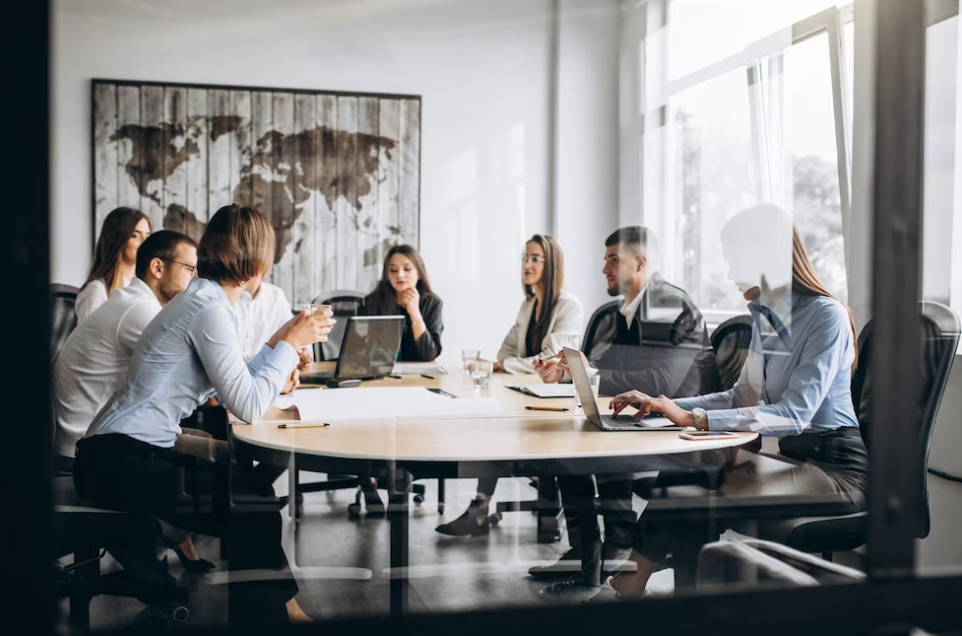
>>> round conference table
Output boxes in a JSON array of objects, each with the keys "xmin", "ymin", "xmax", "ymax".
[{"xmin": 232, "ymin": 363, "xmax": 758, "ymax": 616}]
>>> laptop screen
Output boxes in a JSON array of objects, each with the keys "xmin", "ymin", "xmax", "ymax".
[
  {"xmin": 336, "ymin": 316, "xmax": 404, "ymax": 379},
  {"xmin": 563, "ymin": 346, "xmax": 601, "ymax": 422}
]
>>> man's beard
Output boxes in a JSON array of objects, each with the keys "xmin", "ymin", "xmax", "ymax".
[{"xmin": 159, "ymin": 280, "xmax": 183, "ymax": 303}]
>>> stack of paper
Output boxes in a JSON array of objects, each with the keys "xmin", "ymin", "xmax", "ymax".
[
  {"xmin": 271, "ymin": 387, "xmax": 499, "ymax": 421},
  {"xmin": 505, "ymin": 384, "xmax": 576, "ymax": 399},
  {"xmin": 392, "ymin": 362, "xmax": 448, "ymax": 375}
]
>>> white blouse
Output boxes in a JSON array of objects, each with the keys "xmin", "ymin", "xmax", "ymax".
[{"xmin": 496, "ymin": 290, "xmax": 584, "ymax": 374}]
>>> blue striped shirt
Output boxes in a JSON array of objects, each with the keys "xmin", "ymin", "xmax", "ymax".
[{"xmin": 84, "ymin": 278, "xmax": 298, "ymax": 448}]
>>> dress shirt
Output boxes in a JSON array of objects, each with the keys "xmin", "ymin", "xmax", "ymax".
[
  {"xmin": 676, "ymin": 291, "xmax": 858, "ymax": 437},
  {"xmin": 85, "ymin": 278, "xmax": 298, "ymax": 448},
  {"xmin": 234, "ymin": 282, "xmax": 294, "ymax": 360},
  {"xmin": 75, "ymin": 276, "xmax": 131, "ymax": 323},
  {"xmin": 53, "ymin": 277, "xmax": 161, "ymax": 457},
  {"xmin": 619, "ymin": 284, "xmax": 648, "ymax": 329}
]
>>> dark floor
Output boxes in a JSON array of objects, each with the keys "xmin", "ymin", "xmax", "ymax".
[{"xmin": 58, "ymin": 474, "xmax": 866, "ymax": 632}]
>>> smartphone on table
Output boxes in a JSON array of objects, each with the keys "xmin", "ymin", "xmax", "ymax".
[{"xmin": 678, "ymin": 430, "xmax": 740, "ymax": 441}]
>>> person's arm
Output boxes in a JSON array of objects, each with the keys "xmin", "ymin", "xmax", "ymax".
[
  {"xmin": 75, "ymin": 282, "xmax": 109, "ymax": 323},
  {"xmin": 187, "ymin": 304, "xmax": 298, "ymax": 423},
  {"xmin": 115, "ymin": 302, "xmax": 159, "ymax": 356},
  {"xmin": 703, "ymin": 310, "xmax": 851, "ymax": 436},
  {"xmin": 503, "ymin": 296, "xmax": 584, "ymax": 375},
  {"xmin": 409, "ymin": 296, "xmax": 443, "ymax": 361}
]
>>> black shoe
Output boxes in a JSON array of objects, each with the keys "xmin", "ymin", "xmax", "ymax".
[
  {"xmin": 363, "ymin": 485, "xmax": 386, "ymax": 518},
  {"xmin": 528, "ymin": 547, "xmax": 584, "ymax": 578},
  {"xmin": 538, "ymin": 575, "xmax": 602, "ymax": 603},
  {"xmin": 173, "ymin": 547, "xmax": 216, "ymax": 573},
  {"xmin": 435, "ymin": 501, "xmax": 491, "ymax": 536}
]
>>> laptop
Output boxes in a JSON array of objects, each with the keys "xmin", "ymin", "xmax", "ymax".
[
  {"xmin": 564, "ymin": 346, "xmax": 687, "ymax": 432},
  {"xmin": 301, "ymin": 316, "xmax": 404, "ymax": 383}
]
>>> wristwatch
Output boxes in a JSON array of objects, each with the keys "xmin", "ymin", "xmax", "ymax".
[{"xmin": 691, "ymin": 407, "xmax": 708, "ymax": 430}]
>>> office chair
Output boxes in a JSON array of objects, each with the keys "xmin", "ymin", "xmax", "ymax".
[
  {"xmin": 755, "ymin": 301, "xmax": 960, "ymax": 559},
  {"xmin": 710, "ymin": 315, "xmax": 754, "ymax": 391},
  {"xmin": 51, "ymin": 284, "xmax": 79, "ymax": 359}
]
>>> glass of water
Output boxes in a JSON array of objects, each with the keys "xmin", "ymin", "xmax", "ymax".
[
  {"xmin": 462, "ymin": 349, "xmax": 480, "ymax": 372},
  {"xmin": 574, "ymin": 372, "xmax": 601, "ymax": 410},
  {"xmin": 471, "ymin": 360, "xmax": 493, "ymax": 390}
]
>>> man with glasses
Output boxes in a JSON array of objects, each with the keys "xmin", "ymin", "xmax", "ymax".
[{"xmin": 54, "ymin": 230, "xmax": 198, "ymax": 471}]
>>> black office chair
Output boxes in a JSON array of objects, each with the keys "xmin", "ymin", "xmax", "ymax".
[
  {"xmin": 51, "ymin": 284, "xmax": 79, "ymax": 359},
  {"xmin": 756, "ymin": 301, "xmax": 960, "ymax": 559},
  {"xmin": 311, "ymin": 290, "xmax": 365, "ymax": 361},
  {"xmin": 710, "ymin": 315, "xmax": 754, "ymax": 391}
]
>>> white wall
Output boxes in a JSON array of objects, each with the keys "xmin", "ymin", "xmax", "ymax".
[{"xmin": 54, "ymin": 0, "xmax": 620, "ymax": 358}]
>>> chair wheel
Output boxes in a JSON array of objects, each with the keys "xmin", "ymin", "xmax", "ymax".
[
  {"xmin": 437, "ymin": 503, "xmax": 446, "ymax": 514},
  {"xmin": 348, "ymin": 503, "xmax": 361, "ymax": 518},
  {"xmin": 413, "ymin": 494, "xmax": 424, "ymax": 504},
  {"xmin": 488, "ymin": 512, "xmax": 503, "ymax": 526},
  {"xmin": 172, "ymin": 606, "xmax": 190, "ymax": 622}
]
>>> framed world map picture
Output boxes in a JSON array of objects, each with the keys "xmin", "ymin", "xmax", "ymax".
[{"xmin": 91, "ymin": 79, "xmax": 421, "ymax": 306}]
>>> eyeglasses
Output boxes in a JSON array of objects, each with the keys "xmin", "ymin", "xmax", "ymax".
[
  {"xmin": 161, "ymin": 257, "xmax": 197, "ymax": 277},
  {"xmin": 522, "ymin": 255, "xmax": 544, "ymax": 265}
]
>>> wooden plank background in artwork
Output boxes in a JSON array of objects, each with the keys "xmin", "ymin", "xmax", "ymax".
[{"xmin": 91, "ymin": 80, "xmax": 421, "ymax": 307}]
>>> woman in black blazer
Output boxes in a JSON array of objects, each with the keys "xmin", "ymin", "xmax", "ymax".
[{"xmin": 360, "ymin": 244, "xmax": 443, "ymax": 362}]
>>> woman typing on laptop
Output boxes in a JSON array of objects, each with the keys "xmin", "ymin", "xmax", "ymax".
[{"xmin": 588, "ymin": 205, "xmax": 869, "ymax": 601}]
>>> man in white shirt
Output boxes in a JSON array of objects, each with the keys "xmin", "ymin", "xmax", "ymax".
[
  {"xmin": 54, "ymin": 230, "xmax": 198, "ymax": 468},
  {"xmin": 236, "ymin": 276, "xmax": 312, "ymax": 369}
]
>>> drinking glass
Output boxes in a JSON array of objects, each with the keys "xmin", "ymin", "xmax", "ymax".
[
  {"xmin": 574, "ymin": 373, "xmax": 601, "ymax": 410},
  {"xmin": 471, "ymin": 360, "xmax": 493, "ymax": 390},
  {"xmin": 462, "ymin": 349, "xmax": 480, "ymax": 372}
]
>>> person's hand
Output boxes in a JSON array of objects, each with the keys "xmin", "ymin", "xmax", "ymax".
[
  {"xmin": 610, "ymin": 391, "xmax": 694, "ymax": 426},
  {"xmin": 297, "ymin": 347, "xmax": 313, "ymax": 371},
  {"xmin": 281, "ymin": 368, "xmax": 300, "ymax": 394},
  {"xmin": 269, "ymin": 308, "xmax": 335, "ymax": 351},
  {"xmin": 398, "ymin": 287, "xmax": 422, "ymax": 321},
  {"xmin": 535, "ymin": 360, "xmax": 565, "ymax": 384},
  {"xmin": 493, "ymin": 360, "xmax": 504, "ymax": 373}
]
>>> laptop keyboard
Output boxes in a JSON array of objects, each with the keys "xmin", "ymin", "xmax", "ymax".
[{"xmin": 601, "ymin": 414, "xmax": 644, "ymax": 427}]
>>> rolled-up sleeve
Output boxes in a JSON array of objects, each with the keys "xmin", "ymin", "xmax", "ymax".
[{"xmin": 188, "ymin": 304, "xmax": 298, "ymax": 423}]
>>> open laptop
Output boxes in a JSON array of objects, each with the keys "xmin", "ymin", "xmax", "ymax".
[
  {"xmin": 564, "ymin": 346, "xmax": 686, "ymax": 432},
  {"xmin": 301, "ymin": 316, "xmax": 404, "ymax": 383}
]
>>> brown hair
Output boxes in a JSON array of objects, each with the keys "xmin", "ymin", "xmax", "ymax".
[
  {"xmin": 84, "ymin": 207, "xmax": 151, "ymax": 292},
  {"xmin": 135, "ymin": 230, "xmax": 198, "ymax": 280},
  {"xmin": 197, "ymin": 204, "xmax": 275, "ymax": 286},
  {"xmin": 366, "ymin": 245, "xmax": 434, "ymax": 315},
  {"xmin": 524, "ymin": 235, "xmax": 565, "ymax": 352},
  {"xmin": 791, "ymin": 227, "xmax": 859, "ymax": 368}
]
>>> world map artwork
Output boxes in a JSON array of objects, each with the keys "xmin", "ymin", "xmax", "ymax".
[{"xmin": 92, "ymin": 81, "xmax": 421, "ymax": 305}]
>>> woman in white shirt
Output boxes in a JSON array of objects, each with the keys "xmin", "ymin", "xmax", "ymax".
[
  {"xmin": 74, "ymin": 205, "xmax": 332, "ymax": 625},
  {"xmin": 75, "ymin": 207, "xmax": 151, "ymax": 322},
  {"xmin": 436, "ymin": 234, "xmax": 583, "ymax": 536}
]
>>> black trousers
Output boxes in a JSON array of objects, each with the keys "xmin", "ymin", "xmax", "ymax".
[
  {"xmin": 556, "ymin": 475, "xmax": 636, "ymax": 552},
  {"xmin": 74, "ymin": 433, "xmax": 297, "ymax": 625}
]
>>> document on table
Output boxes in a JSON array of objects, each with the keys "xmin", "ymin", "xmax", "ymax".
[
  {"xmin": 270, "ymin": 387, "xmax": 499, "ymax": 421},
  {"xmin": 392, "ymin": 362, "xmax": 448, "ymax": 375},
  {"xmin": 505, "ymin": 384, "xmax": 576, "ymax": 398}
]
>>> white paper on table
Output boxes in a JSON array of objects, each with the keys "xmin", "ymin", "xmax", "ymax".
[
  {"xmin": 392, "ymin": 362, "xmax": 448, "ymax": 375},
  {"xmin": 505, "ymin": 384, "xmax": 576, "ymax": 398},
  {"xmin": 269, "ymin": 387, "xmax": 499, "ymax": 421}
]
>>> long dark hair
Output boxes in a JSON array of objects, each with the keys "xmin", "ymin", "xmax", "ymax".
[
  {"xmin": 524, "ymin": 234, "xmax": 564, "ymax": 352},
  {"xmin": 365, "ymin": 244, "xmax": 434, "ymax": 314},
  {"xmin": 84, "ymin": 207, "xmax": 151, "ymax": 291}
]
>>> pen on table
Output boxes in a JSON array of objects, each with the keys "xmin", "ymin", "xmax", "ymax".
[
  {"xmin": 421, "ymin": 374, "xmax": 435, "ymax": 380},
  {"xmin": 526, "ymin": 406, "xmax": 569, "ymax": 412},
  {"xmin": 388, "ymin": 374, "xmax": 403, "ymax": 380},
  {"xmin": 277, "ymin": 423, "xmax": 331, "ymax": 429}
]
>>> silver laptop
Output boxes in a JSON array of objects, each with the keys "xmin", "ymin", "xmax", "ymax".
[{"xmin": 564, "ymin": 346, "xmax": 686, "ymax": 432}]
